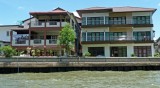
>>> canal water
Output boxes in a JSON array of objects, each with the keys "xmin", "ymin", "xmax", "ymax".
[{"xmin": 0, "ymin": 71, "xmax": 160, "ymax": 88}]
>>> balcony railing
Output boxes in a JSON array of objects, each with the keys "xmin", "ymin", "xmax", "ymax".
[
  {"xmin": 82, "ymin": 36, "xmax": 152, "ymax": 42},
  {"xmin": 30, "ymin": 39, "xmax": 44, "ymax": 45},
  {"xmin": 83, "ymin": 19, "xmax": 151, "ymax": 26},
  {"xmin": 12, "ymin": 40, "xmax": 29, "ymax": 46},
  {"xmin": 31, "ymin": 21, "xmax": 45, "ymax": 27},
  {"xmin": 30, "ymin": 21, "xmax": 68, "ymax": 27},
  {"xmin": 46, "ymin": 39, "xmax": 57, "ymax": 45}
]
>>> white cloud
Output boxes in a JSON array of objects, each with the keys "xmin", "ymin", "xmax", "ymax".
[
  {"xmin": 0, "ymin": 24, "xmax": 3, "ymax": 25},
  {"xmin": 17, "ymin": 6, "xmax": 24, "ymax": 10},
  {"xmin": 73, "ymin": 12, "xmax": 80, "ymax": 18},
  {"xmin": 158, "ymin": 3, "xmax": 160, "ymax": 6}
]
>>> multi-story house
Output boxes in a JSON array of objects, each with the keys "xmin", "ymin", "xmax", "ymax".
[
  {"xmin": 77, "ymin": 6, "xmax": 156, "ymax": 57},
  {"xmin": 0, "ymin": 25, "xmax": 22, "ymax": 46},
  {"xmin": 10, "ymin": 7, "xmax": 81, "ymax": 56}
]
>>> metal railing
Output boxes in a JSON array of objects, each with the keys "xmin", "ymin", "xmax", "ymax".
[
  {"xmin": 33, "ymin": 39, "xmax": 41, "ymax": 44},
  {"xmin": 49, "ymin": 39, "xmax": 57, "ymax": 44},
  {"xmin": 31, "ymin": 21, "xmax": 45, "ymax": 27},
  {"xmin": 83, "ymin": 19, "xmax": 152, "ymax": 26},
  {"xmin": 82, "ymin": 36, "xmax": 152, "ymax": 41}
]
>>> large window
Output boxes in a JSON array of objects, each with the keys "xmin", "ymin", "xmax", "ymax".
[
  {"xmin": 87, "ymin": 17, "xmax": 104, "ymax": 25},
  {"xmin": 88, "ymin": 47, "xmax": 104, "ymax": 56},
  {"xmin": 109, "ymin": 17, "xmax": 126, "ymax": 24},
  {"xmin": 110, "ymin": 46, "xmax": 127, "ymax": 57},
  {"xmin": 133, "ymin": 16, "xmax": 150, "ymax": 24},
  {"xmin": 87, "ymin": 32, "xmax": 104, "ymax": 41},
  {"xmin": 134, "ymin": 46, "xmax": 151, "ymax": 57},
  {"xmin": 133, "ymin": 31, "xmax": 151, "ymax": 41}
]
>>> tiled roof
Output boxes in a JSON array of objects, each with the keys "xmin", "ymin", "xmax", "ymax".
[
  {"xmin": 79, "ymin": 7, "xmax": 112, "ymax": 10},
  {"xmin": 112, "ymin": 6, "xmax": 156, "ymax": 12},
  {"xmin": 77, "ymin": 6, "xmax": 156, "ymax": 12},
  {"xmin": 30, "ymin": 7, "xmax": 68, "ymax": 15}
]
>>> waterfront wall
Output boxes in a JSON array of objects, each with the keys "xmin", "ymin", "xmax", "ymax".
[{"xmin": 0, "ymin": 57, "xmax": 160, "ymax": 73}]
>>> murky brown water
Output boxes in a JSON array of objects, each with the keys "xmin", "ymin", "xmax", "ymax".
[{"xmin": 0, "ymin": 71, "xmax": 160, "ymax": 88}]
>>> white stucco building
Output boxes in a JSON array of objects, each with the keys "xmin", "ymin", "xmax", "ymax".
[{"xmin": 77, "ymin": 6, "xmax": 156, "ymax": 57}]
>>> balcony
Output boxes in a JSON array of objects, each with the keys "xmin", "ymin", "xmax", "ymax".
[
  {"xmin": 82, "ymin": 36, "xmax": 153, "ymax": 44},
  {"xmin": 30, "ymin": 39, "xmax": 44, "ymax": 45},
  {"xmin": 46, "ymin": 39, "xmax": 57, "ymax": 45},
  {"xmin": 82, "ymin": 19, "xmax": 153, "ymax": 28},
  {"xmin": 31, "ymin": 21, "xmax": 45, "ymax": 27},
  {"xmin": 46, "ymin": 21, "xmax": 67, "ymax": 27},
  {"xmin": 30, "ymin": 21, "xmax": 68, "ymax": 28},
  {"xmin": 12, "ymin": 40, "xmax": 29, "ymax": 46}
]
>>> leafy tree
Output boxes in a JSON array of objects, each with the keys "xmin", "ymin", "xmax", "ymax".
[
  {"xmin": 58, "ymin": 23, "xmax": 76, "ymax": 56},
  {"xmin": 0, "ymin": 46, "xmax": 16, "ymax": 58}
]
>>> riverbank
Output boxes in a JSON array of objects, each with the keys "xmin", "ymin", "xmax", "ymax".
[{"xmin": 0, "ymin": 57, "xmax": 160, "ymax": 73}]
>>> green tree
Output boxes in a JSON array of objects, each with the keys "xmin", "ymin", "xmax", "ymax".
[
  {"xmin": 58, "ymin": 23, "xmax": 76, "ymax": 56},
  {"xmin": 0, "ymin": 46, "xmax": 16, "ymax": 58}
]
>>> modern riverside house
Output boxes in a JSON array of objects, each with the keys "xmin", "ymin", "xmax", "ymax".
[
  {"xmin": 10, "ymin": 7, "xmax": 81, "ymax": 56},
  {"xmin": 77, "ymin": 6, "xmax": 156, "ymax": 57}
]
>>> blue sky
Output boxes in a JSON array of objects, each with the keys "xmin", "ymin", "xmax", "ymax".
[{"xmin": 0, "ymin": 0, "xmax": 159, "ymax": 39}]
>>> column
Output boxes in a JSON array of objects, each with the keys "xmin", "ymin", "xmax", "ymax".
[
  {"xmin": 44, "ymin": 30, "xmax": 47, "ymax": 55},
  {"xmin": 10, "ymin": 31, "xmax": 13, "ymax": 46},
  {"xmin": 45, "ymin": 19, "xmax": 47, "ymax": 27},
  {"xmin": 29, "ymin": 30, "xmax": 31, "ymax": 46},
  {"xmin": 151, "ymin": 44, "xmax": 154, "ymax": 57},
  {"xmin": 60, "ymin": 15, "xmax": 62, "ymax": 27},
  {"xmin": 150, "ymin": 29, "xmax": 153, "ymax": 40},
  {"xmin": 105, "ymin": 45, "xmax": 110, "ymax": 57},
  {"xmin": 127, "ymin": 44, "xmax": 134, "ymax": 57}
]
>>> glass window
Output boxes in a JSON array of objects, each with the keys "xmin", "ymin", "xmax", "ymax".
[
  {"xmin": 134, "ymin": 46, "xmax": 151, "ymax": 57},
  {"xmin": 133, "ymin": 16, "xmax": 150, "ymax": 24},
  {"xmin": 87, "ymin": 32, "xmax": 91, "ymax": 41},
  {"xmin": 82, "ymin": 32, "xmax": 86, "ymax": 41},
  {"xmin": 133, "ymin": 31, "xmax": 151, "ymax": 41},
  {"xmin": 109, "ymin": 17, "xmax": 126, "ymax": 24},
  {"xmin": 105, "ymin": 32, "xmax": 109, "ymax": 40},
  {"xmin": 87, "ymin": 17, "xmax": 104, "ymax": 25},
  {"xmin": 82, "ymin": 17, "xmax": 86, "ymax": 25}
]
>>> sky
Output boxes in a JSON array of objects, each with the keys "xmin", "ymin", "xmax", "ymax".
[{"xmin": 0, "ymin": 0, "xmax": 159, "ymax": 39}]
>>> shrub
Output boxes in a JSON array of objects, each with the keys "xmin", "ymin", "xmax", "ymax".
[
  {"xmin": 0, "ymin": 46, "xmax": 16, "ymax": 58},
  {"xmin": 154, "ymin": 52, "xmax": 160, "ymax": 57},
  {"xmin": 131, "ymin": 53, "xmax": 136, "ymax": 57},
  {"xmin": 84, "ymin": 52, "xmax": 91, "ymax": 56}
]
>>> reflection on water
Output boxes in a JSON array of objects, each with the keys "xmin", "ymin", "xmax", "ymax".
[{"xmin": 0, "ymin": 71, "xmax": 160, "ymax": 88}]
